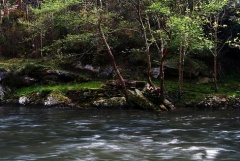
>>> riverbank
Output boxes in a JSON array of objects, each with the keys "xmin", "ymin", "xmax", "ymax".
[{"xmin": 0, "ymin": 58, "xmax": 239, "ymax": 110}]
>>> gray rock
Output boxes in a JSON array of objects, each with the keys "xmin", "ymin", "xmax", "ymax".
[
  {"xmin": 98, "ymin": 66, "xmax": 114, "ymax": 78},
  {"xmin": 84, "ymin": 64, "xmax": 94, "ymax": 71},
  {"xmin": 165, "ymin": 57, "xmax": 209, "ymax": 78},
  {"xmin": 151, "ymin": 68, "xmax": 160, "ymax": 79},
  {"xmin": 92, "ymin": 97, "xmax": 126, "ymax": 107},
  {"xmin": 44, "ymin": 92, "xmax": 71, "ymax": 106},
  {"xmin": 0, "ymin": 85, "xmax": 4, "ymax": 100},
  {"xmin": 0, "ymin": 72, "xmax": 6, "ymax": 82},
  {"xmin": 75, "ymin": 63, "xmax": 99, "ymax": 73},
  {"xmin": 19, "ymin": 96, "xmax": 29, "ymax": 105},
  {"xmin": 197, "ymin": 77, "xmax": 214, "ymax": 84},
  {"xmin": 22, "ymin": 76, "xmax": 37, "ymax": 86},
  {"xmin": 127, "ymin": 89, "xmax": 159, "ymax": 111}
]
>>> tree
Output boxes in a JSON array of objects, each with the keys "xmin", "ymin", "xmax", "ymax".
[
  {"xmin": 135, "ymin": 0, "xmax": 154, "ymax": 88},
  {"xmin": 199, "ymin": 0, "xmax": 229, "ymax": 92},
  {"xmin": 96, "ymin": 0, "xmax": 128, "ymax": 101},
  {"xmin": 147, "ymin": 0, "xmax": 173, "ymax": 100},
  {"xmin": 171, "ymin": 0, "xmax": 213, "ymax": 98}
]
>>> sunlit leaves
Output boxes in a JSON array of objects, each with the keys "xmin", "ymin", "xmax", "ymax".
[
  {"xmin": 148, "ymin": 1, "xmax": 171, "ymax": 16},
  {"xmin": 201, "ymin": 0, "xmax": 228, "ymax": 15}
]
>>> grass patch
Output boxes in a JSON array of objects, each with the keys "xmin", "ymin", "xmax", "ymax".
[
  {"xmin": 0, "ymin": 58, "xmax": 59, "ymax": 70},
  {"xmin": 154, "ymin": 78, "xmax": 240, "ymax": 105},
  {"xmin": 16, "ymin": 81, "xmax": 104, "ymax": 96}
]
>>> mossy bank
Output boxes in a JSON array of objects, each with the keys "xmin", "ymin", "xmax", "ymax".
[{"xmin": 0, "ymin": 59, "xmax": 239, "ymax": 110}]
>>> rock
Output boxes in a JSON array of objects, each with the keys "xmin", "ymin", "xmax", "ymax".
[
  {"xmin": 84, "ymin": 64, "xmax": 94, "ymax": 71},
  {"xmin": 0, "ymin": 72, "xmax": 6, "ymax": 82},
  {"xmin": 92, "ymin": 97, "xmax": 126, "ymax": 108},
  {"xmin": 75, "ymin": 63, "xmax": 99, "ymax": 73},
  {"xmin": 127, "ymin": 89, "xmax": 160, "ymax": 111},
  {"xmin": 44, "ymin": 69, "xmax": 76, "ymax": 82},
  {"xmin": 0, "ymin": 85, "xmax": 4, "ymax": 100},
  {"xmin": 44, "ymin": 92, "xmax": 71, "ymax": 106},
  {"xmin": 19, "ymin": 96, "xmax": 29, "ymax": 105},
  {"xmin": 196, "ymin": 94, "xmax": 236, "ymax": 108},
  {"xmin": 106, "ymin": 80, "xmax": 146, "ymax": 89},
  {"xmin": 151, "ymin": 68, "xmax": 160, "ymax": 79},
  {"xmin": 3, "ymin": 64, "xmax": 82, "ymax": 88},
  {"xmin": 164, "ymin": 57, "xmax": 209, "ymax": 78},
  {"xmin": 98, "ymin": 66, "xmax": 114, "ymax": 78},
  {"xmin": 197, "ymin": 77, "xmax": 214, "ymax": 84},
  {"xmin": 163, "ymin": 99, "xmax": 175, "ymax": 110},
  {"xmin": 22, "ymin": 76, "xmax": 37, "ymax": 86},
  {"xmin": 159, "ymin": 104, "xmax": 168, "ymax": 111}
]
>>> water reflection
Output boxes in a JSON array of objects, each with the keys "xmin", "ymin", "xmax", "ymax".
[{"xmin": 0, "ymin": 106, "xmax": 240, "ymax": 160}]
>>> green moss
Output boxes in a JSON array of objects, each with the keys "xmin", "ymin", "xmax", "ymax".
[
  {"xmin": 15, "ymin": 82, "xmax": 104, "ymax": 96},
  {"xmin": 0, "ymin": 58, "xmax": 58, "ymax": 70}
]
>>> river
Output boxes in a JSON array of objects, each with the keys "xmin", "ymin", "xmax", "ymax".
[{"xmin": 0, "ymin": 105, "xmax": 240, "ymax": 161}]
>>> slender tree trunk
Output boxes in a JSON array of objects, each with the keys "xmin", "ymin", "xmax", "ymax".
[
  {"xmin": 213, "ymin": 55, "xmax": 218, "ymax": 92},
  {"xmin": 178, "ymin": 44, "xmax": 183, "ymax": 99},
  {"xmin": 159, "ymin": 34, "xmax": 171, "ymax": 100},
  {"xmin": 97, "ymin": 0, "xmax": 128, "ymax": 101},
  {"xmin": 159, "ymin": 56, "xmax": 164, "ymax": 100},
  {"xmin": 137, "ymin": 0, "xmax": 154, "ymax": 88},
  {"xmin": 0, "ymin": 6, "xmax": 2, "ymax": 25},
  {"xmin": 26, "ymin": 3, "xmax": 29, "ymax": 20},
  {"xmin": 0, "ymin": 8, "xmax": 2, "ymax": 56},
  {"xmin": 40, "ymin": 30, "xmax": 43, "ymax": 57},
  {"xmin": 17, "ymin": 0, "xmax": 22, "ymax": 9},
  {"xmin": 98, "ymin": 24, "xmax": 128, "ymax": 101},
  {"xmin": 213, "ymin": 28, "xmax": 218, "ymax": 93}
]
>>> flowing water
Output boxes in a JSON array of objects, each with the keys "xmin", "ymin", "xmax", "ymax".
[{"xmin": 0, "ymin": 106, "xmax": 240, "ymax": 161}]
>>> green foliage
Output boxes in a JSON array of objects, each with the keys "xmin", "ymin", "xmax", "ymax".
[
  {"xmin": 201, "ymin": 0, "xmax": 228, "ymax": 15},
  {"xmin": 148, "ymin": 1, "xmax": 172, "ymax": 16},
  {"xmin": 171, "ymin": 15, "xmax": 213, "ymax": 53}
]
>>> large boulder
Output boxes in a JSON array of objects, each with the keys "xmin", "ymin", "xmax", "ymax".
[
  {"xmin": 127, "ymin": 89, "xmax": 161, "ymax": 111},
  {"xmin": 3, "ymin": 64, "xmax": 88, "ymax": 88},
  {"xmin": 164, "ymin": 57, "xmax": 209, "ymax": 78}
]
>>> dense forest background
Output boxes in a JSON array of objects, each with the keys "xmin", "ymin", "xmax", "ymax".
[{"xmin": 0, "ymin": 0, "xmax": 240, "ymax": 101}]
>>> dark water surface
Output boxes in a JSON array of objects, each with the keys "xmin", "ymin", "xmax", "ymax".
[{"xmin": 0, "ymin": 106, "xmax": 240, "ymax": 161}]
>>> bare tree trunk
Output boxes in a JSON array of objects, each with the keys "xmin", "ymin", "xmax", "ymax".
[
  {"xmin": 0, "ymin": 8, "xmax": 2, "ymax": 56},
  {"xmin": 97, "ymin": 0, "xmax": 128, "ymax": 101},
  {"xmin": 17, "ymin": 0, "xmax": 22, "ymax": 9},
  {"xmin": 40, "ymin": 30, "xmax": 43, "ymax": 57},
  {"xmin": 213, "ymin": 27, "xmax": 218, "ymax": 93},
  {"xmin": 26, "ymin": 3, "xmax": 29, "ymax": 20},
  {"xmin": 213, "ymin": 55, "xmax": 218, "ymax": 92},
  {"xmin": 98, "ymin": 25, "xmax": 128, "ymax": 101},
  {"xmin": 155, "ymin": 16, "xmax": 172, "ymax": 100},
  {"xmin": 159, "ymin": 56, "xmax": 164, "ymax": 100},
  {"xmin": 178, "ymin": 44, "xmax": 183, "ymax": 99},
  {"xmin": 0, "ymin": 6, "xmax": 2, "ymax": 25},
  {"xmin": 137, "ymin": 0, "xmax": 154, "ymax": 88}
]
